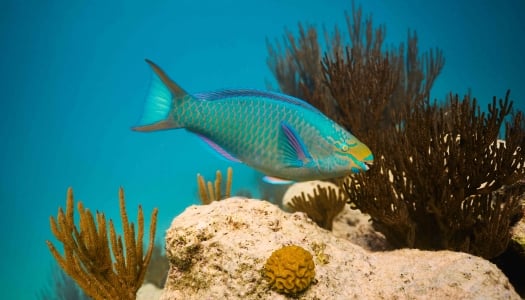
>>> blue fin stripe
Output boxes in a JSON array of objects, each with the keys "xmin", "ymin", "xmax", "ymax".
[{"xmin": 279, "ymin": 121, "xmax": 312, "ymax": 167}]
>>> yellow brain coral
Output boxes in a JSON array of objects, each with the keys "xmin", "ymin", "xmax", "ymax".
[{"xmin": 264, "ymin": 245, "xmax": 316, "ymax": 295}]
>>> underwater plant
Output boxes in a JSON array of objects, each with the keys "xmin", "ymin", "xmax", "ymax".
[
  {"xmin": 197, "ymin": 167, "xmax": 233, "ymax": 204},
  {"xmin": 267, "ymin": 3, "xmax": 525, "ymax": 259},
  {"xmin": 345, "ymin": 92, "xmax": 525, "ymax": 258},
  {"xmin": 46, "ymin": 187, "xmax": 158, "ymax": 299},
  {"xmin": 267, "ymin": 2, "xmax": 444, "ymax": 143},
  {"xmin": 289, "ymin": 184, "xmax": 347, "ymax": 230},
  {"xmin": 264, "ymin": 245, "xmax": 316, "ymax": 295}
]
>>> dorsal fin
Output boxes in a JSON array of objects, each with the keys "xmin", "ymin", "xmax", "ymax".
[{"xmin": 194, "ymin": 89, "xmax": 322, "ymax": 114}]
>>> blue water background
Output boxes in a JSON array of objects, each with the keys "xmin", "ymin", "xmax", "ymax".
[{"xmin": 1, "ymin": 0, "xmax": 524, "ymax": 298}]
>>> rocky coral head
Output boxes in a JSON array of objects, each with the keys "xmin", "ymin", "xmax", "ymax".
[{"xmin": 263, "ymin": 245, "xmax": 316, "ymax": 295}]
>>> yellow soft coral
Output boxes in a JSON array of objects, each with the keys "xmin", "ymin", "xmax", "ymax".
[{"xmin": 264, "ymin": 245, "xmax": 315, "ymax": 295}]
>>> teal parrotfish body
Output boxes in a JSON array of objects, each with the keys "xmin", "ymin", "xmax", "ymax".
[{"xmin": 133, "ymin": 59, "xmax": 373, "ymax": 181}]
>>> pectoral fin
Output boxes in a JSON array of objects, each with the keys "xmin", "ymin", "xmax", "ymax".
[{"xmin": 278, "ymin": 121, "xmax": 313, "ymax": 168}]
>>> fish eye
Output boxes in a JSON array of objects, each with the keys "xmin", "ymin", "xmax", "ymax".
[{"xmin": 341, "ymin": 144, "xmax": 349, "ymax": 152}]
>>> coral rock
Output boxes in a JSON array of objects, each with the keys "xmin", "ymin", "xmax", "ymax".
[
  {"xmin": 284, "ymin": 181, "xmax": 389, "ymax": 251},
  {"xmin": 161, "ymin": 198, "xmax": 519, "ymax": 299},
  {"xmin": 512, "ymin": 195, "xmax": 525, "ymax": 252},
  {"xmin": 331, "ymin": 205, "xmax": 391, "ymax": 251},
  {"xmin": 264, "ymin": 245, "xmax": 315, "ymax": 295}
]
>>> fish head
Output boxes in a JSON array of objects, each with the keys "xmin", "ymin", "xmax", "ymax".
[
  {"xmin": 322, "ymin": 128, "xmax": 374, "ymax": 175},
  {"xmin": 342, "ymin": 139, "xmax": 374, "ymax": 172}
]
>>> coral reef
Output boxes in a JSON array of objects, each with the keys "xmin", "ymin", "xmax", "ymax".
[
  {"xmin": 330, "ymin": 205, "xmax": 391, "ymax": 251},
  {"xmin": 197, "ymin": 167, "xmax": 233, "ymax": 204},
  {"xmin": 345, "ymin": 93, "xmax": 525, "ymax": 258},
  {"xmin": 160, "ymin": 198, "xmax": 519, "ymax": 299},
  {"xmin": 494, "ymin": 196, "xmax": 525, "ymax": 297},
  {"xmin": 267, "ymin": 3, "xmax": 525, "ymax": 259},
  {"xmin": 284, "ymin": 181, "xmax": 390, "ymax": 251},
  {"xmin": 511, "ymin": 198, "xmax": 525, "ymax": 257},
  {"xmin": 285, "ymin": 181, "xmax": 347, "ymax": 230},
  {"xmin": 263, "ymin": 245, "xmax": 315, "ymax": 295},
  {"xmin": 267, "ymin": 2, "xmax": 444, "ymax": 138},
  {"xmin": 46, "ymin": 187, "xmax": 158, "ymax": 300}
]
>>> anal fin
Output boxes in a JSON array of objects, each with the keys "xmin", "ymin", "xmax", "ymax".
[{"xmin": 197, "ymin": 134, "xmax": 242, "ymax": 163}]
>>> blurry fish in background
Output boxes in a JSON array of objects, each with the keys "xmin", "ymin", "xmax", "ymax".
[{"xmin": 133, "ymin": 59, "xmax": 373, "ymax": 181}]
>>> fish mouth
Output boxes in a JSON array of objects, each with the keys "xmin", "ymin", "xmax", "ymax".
[
  {"xmin": 362, "ymin": 161, "xmax": 373, "ymax": 171},
  {"xmin": 351, "ymin": 161, "xmax": 371, "ymax": 172}
]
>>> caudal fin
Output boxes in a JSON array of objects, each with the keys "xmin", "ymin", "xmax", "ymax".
[{"xmin": 132, "ymin": 59, "xmax": 189, "ymax": 132}]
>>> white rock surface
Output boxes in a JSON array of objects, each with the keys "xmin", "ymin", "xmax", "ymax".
[
  {"xmin": 283, "ymin": 180, "xmax": 389, "ymax": 251},
  {"xmin": 160, "ymin": 198, "xmax": 519, "ymax": 300},
  {"xmin": 137, "ymin": 283, "xmax": 162, "ymax": 300},
  {"xmin": 331, "ymin": 204, "xmax": 391, "ymax": 251}
]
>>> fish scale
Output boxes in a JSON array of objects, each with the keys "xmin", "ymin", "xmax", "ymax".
[{"xmin": 133, "ymin": 59, "xmax": 373, "ymax": 181}]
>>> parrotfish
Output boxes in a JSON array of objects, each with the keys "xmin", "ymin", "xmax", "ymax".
[{"xmin": 133, "ymin": 59, "xmax": 373, "ymax": 181}]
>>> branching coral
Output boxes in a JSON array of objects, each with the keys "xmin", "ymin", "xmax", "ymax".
[
  {"xmin": 268, "ymin": 3, "xmax": 525, "ymax": 259},
  {"xmin": 289, "ymin": 184, "xmax": 347, "ymax": 230},
  {"xmin": 266, "ymin": 24, "xmax": 334, "ymax": 116},
  {"xmin": 267, "ymin": 2, "xmax": 444, "ymax": 140},
  {"xmin": 46, "ymin": 187, "xmax": 158, "ymax": 299},
  {"xmin": 345, "ymin": 92, "xmax": 525, "ymax": 258},
  {"xmin": 197, "ymin": 167, "xmax": 233, "ymax": 204}
]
